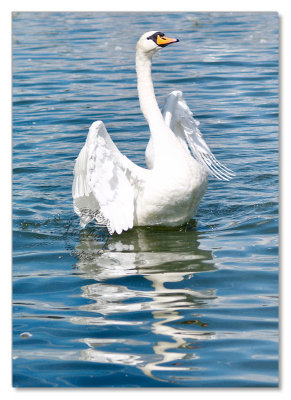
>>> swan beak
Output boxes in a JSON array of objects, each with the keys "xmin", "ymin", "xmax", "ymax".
[{"xmin": 156, "ymin": 35, "xmax": 179, "ymax": 47}]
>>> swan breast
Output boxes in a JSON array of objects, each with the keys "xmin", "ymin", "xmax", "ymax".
[{"xmin": 135, "ymin": 158, "xmax": 208, "ymax": 226}]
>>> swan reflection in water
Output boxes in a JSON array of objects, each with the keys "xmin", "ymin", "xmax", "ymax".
[{"xmin": 71, "ymin": 224, "xmax": 217, "ymax": 382}]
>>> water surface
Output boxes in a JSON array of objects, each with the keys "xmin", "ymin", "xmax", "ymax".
[{"xmin": 13, "ymin": 12, "xmax": 279, "ymax": 387}]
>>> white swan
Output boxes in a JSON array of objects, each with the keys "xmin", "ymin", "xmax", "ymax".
[{"xmin": 72, "ymin": 31, "xmax": 234, "ymax": 235}]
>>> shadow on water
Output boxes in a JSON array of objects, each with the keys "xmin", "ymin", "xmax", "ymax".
[{"xmin": 71, "ymin": 224, "xmax": 217, "ymax": 382}]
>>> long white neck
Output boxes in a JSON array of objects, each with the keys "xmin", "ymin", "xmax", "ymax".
[{"xmin": 136, "ymin": 49, "xmax": 166, "ymax": 133}]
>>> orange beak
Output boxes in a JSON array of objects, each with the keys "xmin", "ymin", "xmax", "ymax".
[{"xmin": 156, "ymin": 35, "xmax": 179, "ymax": 47}]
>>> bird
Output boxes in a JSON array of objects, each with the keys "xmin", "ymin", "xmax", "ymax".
[{"xmin": 72, "ymin": 31, "xmax": 234, "ymax": 235}]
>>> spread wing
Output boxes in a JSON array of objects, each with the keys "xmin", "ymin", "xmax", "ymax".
[
  {"xmin": 72, "ymin": 121, "xmax": 148, "ymax": 234},
  {"xmin": 162, "ymin": 90, "xmax": 235, "ymax": 181}
]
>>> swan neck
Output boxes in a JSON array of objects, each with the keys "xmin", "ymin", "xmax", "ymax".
[{"xmin": 136, "ymin": 49, "xmax": 165, "ymax": 130}]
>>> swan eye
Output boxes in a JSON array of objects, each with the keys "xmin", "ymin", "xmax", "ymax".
[{"xmin": 147, "ymin": 31, "xmax": 165, "ymax": 42}]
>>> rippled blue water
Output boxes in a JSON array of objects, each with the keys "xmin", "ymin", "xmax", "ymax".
[{"xmin": 12, "ymin": 12, "xmax": 279, "ymax": 387}]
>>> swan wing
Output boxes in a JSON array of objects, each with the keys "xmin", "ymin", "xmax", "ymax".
[
  {"xmin": 72, "ymin": 121, "xmax": 147, "ymax": 234},
  {"xmin": 162, "ymin": 90, "xmax": 235, "ymax": 181}
]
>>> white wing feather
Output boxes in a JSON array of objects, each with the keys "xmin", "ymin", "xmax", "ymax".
[
  {"xmin": 162, "ymin": 91, "xmax": 235, "ymax": 181},
  {"xmin": 72, "ymin": 121, "xmax": 147, "ymax": 234}
]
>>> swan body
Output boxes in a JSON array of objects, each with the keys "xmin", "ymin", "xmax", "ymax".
[{"xmin": 73, "ymin": 31, "xmax": 234, "ymax": 234}]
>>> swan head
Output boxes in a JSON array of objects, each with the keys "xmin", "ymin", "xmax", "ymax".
[{"xmin": 137, "ymin": 31, "xmax": 179, "ymax": 56}]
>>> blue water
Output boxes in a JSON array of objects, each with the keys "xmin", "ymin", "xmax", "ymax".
[{"xmin": 12, "ymin": 12, "xmax": 279, "ymax": 387}]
